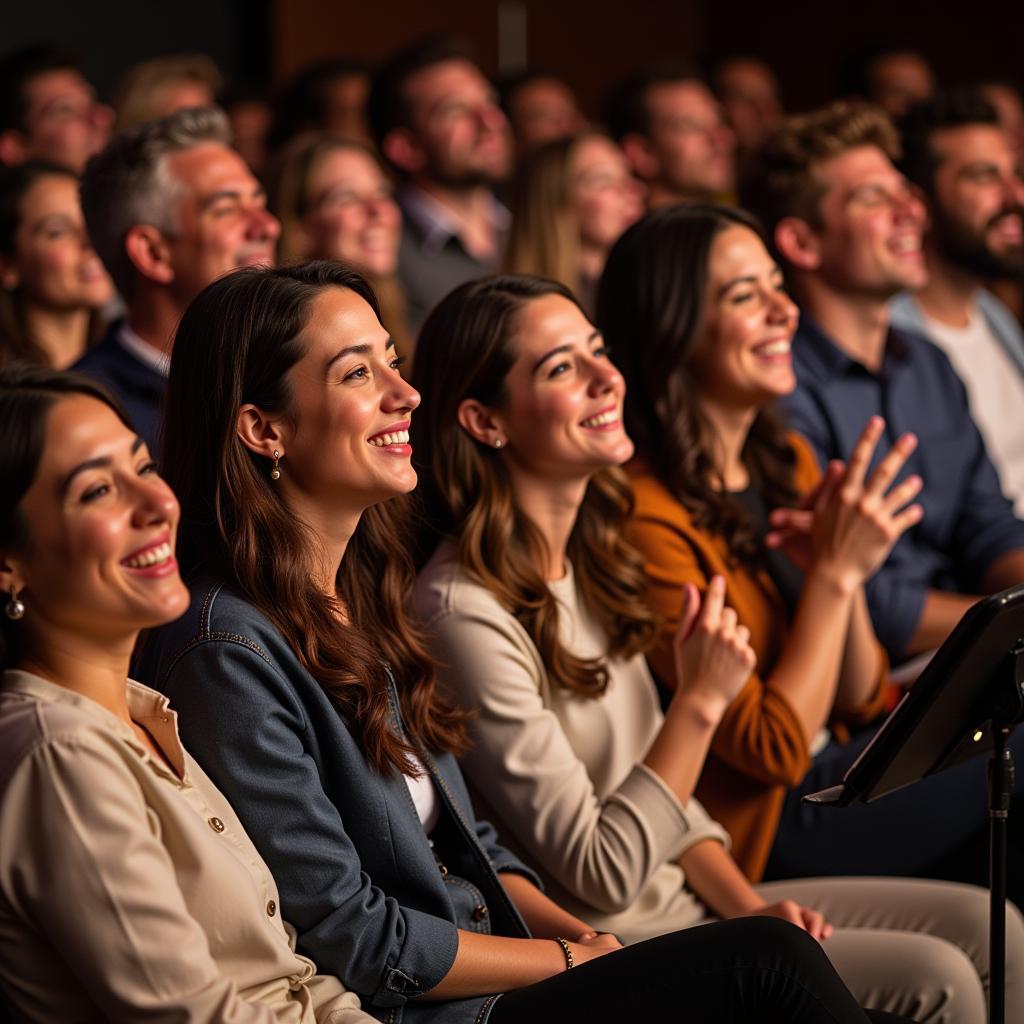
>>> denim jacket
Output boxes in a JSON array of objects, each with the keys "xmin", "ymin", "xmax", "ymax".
[{"xmin": 134, "ymin": 578, "xmax": 538, "ymax": 1024}]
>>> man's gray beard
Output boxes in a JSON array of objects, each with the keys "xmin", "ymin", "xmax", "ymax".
[{"xmin": 933, "ymin": 205, "xmax": 1024, "ymax": 281}]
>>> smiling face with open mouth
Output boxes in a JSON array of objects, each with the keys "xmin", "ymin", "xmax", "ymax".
[
  {"xmin": 482, "ymin": 292, "xmax": 634, "ymax": 483},
  {"xmin": 6, "ymin": 394, "xmax": 189, "ymax": 643},
  {"xmin": 690, "ymin": 224, "xmax": 799, "ymax": 411}
]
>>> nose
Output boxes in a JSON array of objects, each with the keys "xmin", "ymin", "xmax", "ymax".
[
  {"xmin": 767, "ymin": 286, "xmax": 798, "ymax": 326},
  {"xmin": 248, "ymin": 204, "xmax": 281, "ymax": 242},
  {"xmin": 896, "ymin": 184, "xmax": 926, "ymax": 225},
  {"xmin": 587, "ymin": 353, "xmax": 623, "ymax": 396},
  {"xmin": 129, "ymin": 474, "xmax": 178, "ymax": 529},
  {"xmin": 383, "ymin": 367, "xmax": 421, "ymax": 413}
]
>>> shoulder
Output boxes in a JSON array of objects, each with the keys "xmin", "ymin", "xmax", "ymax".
[
  {"xmin": 785, "ymin": 431, "xmax": 822, "ymax": 490},
  {"xmin": 415, "ymin": 540, "xmax": 513, "ymax": 627},
  {"xmin": 626, "ymin": 458, "xmax": 691, "ymax": 528}
]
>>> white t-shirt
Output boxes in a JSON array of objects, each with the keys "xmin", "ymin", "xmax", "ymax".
[
  {"xmin": 919, "ymin": 300, "xmax": 1024, "ymax": 517},
  {"xmin": 404, "ymin": 753, "xmax": 440, "ymax": 833}
]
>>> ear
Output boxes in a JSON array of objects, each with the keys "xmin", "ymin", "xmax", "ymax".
[
  {"xmin": 0, "ymin": 550, "xmax": 26, "ymax": 603},
  {"xmin": 124, "ymin": 224, "xmax": 175, "ymax": 286},
  {"xmin": 0, "ymin": 254, "xmax": 19, "ymax": 291},
  {"xmin": 381, "ymin": 128, "xmax": 427, "ymax": 176},
  {"xmin": 0, "ymin": 131, "xmax": 28, "ymax": 167},
  {"xmin": 619, "ymin": 132, "xmax": 659, "ymax": 183},
  {"xmin": 236, "ymin": 402, "xmax": 287, "ymax": 460},
  {"xmin": 774, "ymin": 216, "xmax": 822, "ymax": 272},
  {"xmin": 457, "ymin": 398, "xmax": 506, "ymax": 449}
]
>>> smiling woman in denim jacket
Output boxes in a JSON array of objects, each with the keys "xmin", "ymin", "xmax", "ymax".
[{"xmin": 134, "ymin": 260, "xmax": 898, "ymax": 1024}]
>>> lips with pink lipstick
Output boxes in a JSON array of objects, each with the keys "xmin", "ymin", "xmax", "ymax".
[
  {"xmin": 367, "ymin": 419, "xmax": 412, "ymax": 455},
  {"xmin": 120, "ymin": 535, "xmax": 178, "ymax": 578}
]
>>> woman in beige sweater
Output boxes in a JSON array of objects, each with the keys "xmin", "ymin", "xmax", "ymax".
[
  {"xmin": 410, "ymin": 273, "xmax": 1024, "ymax": 1024},
  {"xmin": 0, "ymin": 364, "xmax": 370, "ymax": 1024}
]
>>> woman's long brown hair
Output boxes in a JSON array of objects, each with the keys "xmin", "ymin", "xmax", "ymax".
[
  {"xmin": 411, "ymin": 275, "xmax": 656, "ymax": 698},
  {"xmin": 596, "ymin": 204, "xmax": 799, "ymax": 570},
  {"xmin": 161, "ymin": 261, "xmax": 467, "ymax": 775}
]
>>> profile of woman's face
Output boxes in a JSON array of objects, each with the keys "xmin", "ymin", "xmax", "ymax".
[
  {"xmin": 479, "ymin": 293, "xmax": 634, "ymax": 482},
  {"xmin": 570, "ymin": 136, "xmax": 644, "ymax": 256},
  {"xmin": 272, "ymin": 286, "xmax": 420, "ymax": 512},
  {"xmin": 688, "ymin": 224, "xmax": 798, "ymax": 409},
  {"xmin": 3, "ymin": 174, "xmax": 114, "ymax": 312},
  {"xmin": 302, "ymin": 148, "xmax": 401, "ymax": 278},
  {"xmin": 5, "ymin": 395, "xmax": 188, "ymax": 644}
]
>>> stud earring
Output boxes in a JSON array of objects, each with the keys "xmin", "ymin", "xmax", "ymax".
[
  {"xmin": 493, "ymin": 438, "xmax": 504, "ymax": 449},
  {"xmin": 5, "ymin": 587, "xmax": 24, "ymax": 621},
  {"xmin": 270, "ymin": 450, "xmax": 282, "ymax": 481}
]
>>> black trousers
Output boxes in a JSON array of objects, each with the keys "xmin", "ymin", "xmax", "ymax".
[{"xmin": 489, "ymin": 918, "xmax": 912, "ymax": 1023}]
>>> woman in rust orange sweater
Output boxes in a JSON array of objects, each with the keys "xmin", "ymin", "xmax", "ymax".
[{"xmin": 596, "ymin": 203, "xmax": 1010, "ymax": 889}]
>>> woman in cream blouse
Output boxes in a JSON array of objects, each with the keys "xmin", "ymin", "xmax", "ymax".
[
  {"xmin": 0, "ymin": 363, "xmax": 370, "ymax": 1024},
  {"xmin": 410, "ymin": 273, "xmax": 1024, "ymax": 1024}
]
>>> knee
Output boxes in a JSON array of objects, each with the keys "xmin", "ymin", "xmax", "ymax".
[{"xmin": 879, "ymin": 935, "xmax": 984, "ymax": 1024}]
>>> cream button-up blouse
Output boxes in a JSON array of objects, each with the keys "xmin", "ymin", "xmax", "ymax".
[{"xmin": 0, "ymin": 669, "xmax": 371, "ymax": 1024}]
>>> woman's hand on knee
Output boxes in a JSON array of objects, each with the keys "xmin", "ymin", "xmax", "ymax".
[{"xmin": 746, "ymin": 900, "xmax": 834, "ymax": 943}]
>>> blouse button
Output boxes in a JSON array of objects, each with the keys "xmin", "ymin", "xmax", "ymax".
[
  {"xmin": 266, "ymin": 900, "xmax": 277, "ymax": 917},
  {"xmin": 208, "ymin": 817, "xmax": 225, "ymax": 833},
  {"xmin": 472, "ymin": 904, "xmax": 488, "ymax": 922}
]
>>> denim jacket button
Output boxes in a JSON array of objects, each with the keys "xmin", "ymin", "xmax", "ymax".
[{"xmin": 472, "ymin": 904, "xmax": 488, "ymax": 922}]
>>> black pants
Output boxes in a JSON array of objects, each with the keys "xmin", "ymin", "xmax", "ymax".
[
  {"xmin": 765, "ymin": 725, "xmax": 1024, "ymax": 888},
  {"xmin": 489, "ymin": 918, "xmax": 912, "ymax": 1023}
]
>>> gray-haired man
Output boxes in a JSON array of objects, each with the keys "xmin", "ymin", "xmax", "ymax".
[{"xmin": 73, "ymin": 106, "xmax": 279, "ymax": 451}]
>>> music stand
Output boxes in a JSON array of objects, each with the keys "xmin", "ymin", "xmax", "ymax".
[{"xmin": 804, "ymin": 583, "xmax": 1024, "ymax": 1024}]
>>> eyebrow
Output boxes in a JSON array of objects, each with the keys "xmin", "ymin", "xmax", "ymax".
[
  {"xmin": 717, "ymin": 268, "xmax": 782, "ymax": 297},
  {"xmin": 61, "ymin": 436, "xmax": 145, "ymax": 495},
  {"xmin": 325, "ymin": 336, "xmax": 395, "ymax": 373},
  {"xmin": 531, "ymin": 330, "xmax": 602, "ymax": 373}
]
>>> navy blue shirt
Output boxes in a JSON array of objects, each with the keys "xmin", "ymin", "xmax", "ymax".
[{"xmin": 781, "ymin": 314, "xmax": 1024, "ymax": 662}]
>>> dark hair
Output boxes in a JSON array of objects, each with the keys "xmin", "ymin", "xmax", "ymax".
[
  {"xmin": 0, "ymin": 362, "xmax": 130, "ymax": 667},
  {"xmin": 0, "ymin": 44, "xmax": 80, "ymax": 136},
  {"xmin": 161, "ymin": 260, "xmax": 467, "ymax": 775},
  {"xmin": 0, "ymin": 159, "xmax": 106, "ymax": 367},
  {"xmin": 411, "ymin": 274, "xmax": 656, "ymax": 698},
  {"xmin": 837, "ymin": 44, "xmax": 930, "ymax": 103},
  {"xmin": 368, "ymin": 35, "xmax": 478, "ymax": 155},
  {"xmin": 596, "ymin": 204, "xmax": 799, "ymax": 570},
  {"xmin": 497, "ymin": 69, "xmax": 568, "ymax": 114},
  {"xmin": 898, "ymin": 88, "xmax": 1001, "ymax": 197},
  {"xmin": 604, "ymin": 60, "xmax": 702, "ymax": 142},
  {"xmin": 268, "ymin": 57, "xmax": 367, "ymax": 152}
]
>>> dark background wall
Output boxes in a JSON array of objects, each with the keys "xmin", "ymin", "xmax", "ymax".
[{"xmin": 3, "ymin": 0, "xmax": 1023, "ymax": 113}]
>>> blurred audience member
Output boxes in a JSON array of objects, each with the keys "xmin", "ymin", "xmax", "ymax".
[
  {"xmin": 369, "ymin": 36, "xmax": 513, "ymax": 332},
  {"xmin": 713, "ymin": 55, "xmax": 784, "ymax": 157},
  {"xmin": 113, "ymin": 53, "xmax": 222, "ymax": 132},
  {"xmin": 0, "ymin": 161, "xmax": 112, "ymax": 368},
  {"xmin": 742, "ymin": 101, "xmax": 1024, "ymax": 663},
  {"xmin": 500, "ymin": 70, "xmax": 587, "ymax": 155},
  {"xmin": 73, "ymin": 106, "xmax": 279, "ymax": 451},
  {"xmin": 504, "ymin": 132, "xmax": 643, "ymax": 314},
  {"xmin": 0, "ymin": 44, "xmax": 112, "ymax": 173},
  {"xmin": 606, "ymin": 62, "xmax": 735, "ymax": 209},
  {"xmin": 269, "ymin": 58, "xmax": 371, "ymax": 151},
  {"xmin": 839, "ymin": 46, "xmax": 935, "ymax": 119},
  {"xmin": 890, "ymin": 89, "xmax": 1024, "ymax": 513},
  {"xmin": 268, "ymin": 133, "xmax": 410, "ymax": 355},
  {"xmin": 979, "ymin": 80, "xmax": 1024, "ymax": 157},
  {"xmin": 221, "ymin": 82, "xmax": 274, "ymax": 177}
]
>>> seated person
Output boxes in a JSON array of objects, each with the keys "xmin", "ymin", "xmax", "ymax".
[
  {"xmin": 498, "ymin": 70, "xmax": 587, "ymax": 156},
  {"xmin": 73, "ymin": 106, "xmax": 279, "ymax": 453},
  {"xmin": 598, "ymin": 202, "xmax": 1024, "ymax": 907},
  {"xmin": 134, "ymin": 260, "xmax": 891, "ymax": 1024},
  {"xmin": 267, "ymin": 133, "xmax": 411, "ymax": 361},
  {"xmin": 0, "ymin": 160, "xmax": 112, "ymax": 368},
  {"xmin": 740, "ymin": 100, "xmax": 1024, "ymax": 664},
  {"xmin": 0, "ymin": 363, "xmax": 370, "ymax": 1023},
  {"xmin": 890, "ymin": 88, "xmax": 1024, "ymax": 515},
  {"xmin": 411, "ymin": 270, "xmax": 1021, "ymax": 1023},
  {"xmin": 504, "ymin": 131, "xmax": 643, "ymax": 315}
]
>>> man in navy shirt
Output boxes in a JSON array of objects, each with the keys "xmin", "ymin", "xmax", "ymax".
[
  {"xmin": 741, "ymin": 100, "xmax": 1024, "ymax": 663},
  {"xmin": 74, "ymin": 106, "xmax": 279, "ymax": 453}
]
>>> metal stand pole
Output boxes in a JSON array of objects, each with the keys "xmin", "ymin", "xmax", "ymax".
[{"xmin": 989, "ymin": 724, "xmax": 1014, "ymax": 1024}]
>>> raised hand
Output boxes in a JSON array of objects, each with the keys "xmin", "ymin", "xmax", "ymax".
[
  {"xmin": 671, "ymin": 576, "xmax": 757, "ymax": 720},
  {"xmin": 768, "ymin": 417, "xmax": 922, "ymax": 588}
]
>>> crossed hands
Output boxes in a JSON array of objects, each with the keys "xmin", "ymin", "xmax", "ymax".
[{"xmin": 765, "ymin": 416, "xmax": 923, "ymax": 590}]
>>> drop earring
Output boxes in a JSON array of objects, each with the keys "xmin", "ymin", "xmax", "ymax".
[
  {"xmin": 5, "ymin": 587, "xmax": 24, "ymax": 621},
  {"xmin": 270, "ymin": 450, "xmax": 282, "ymax": 481}
]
